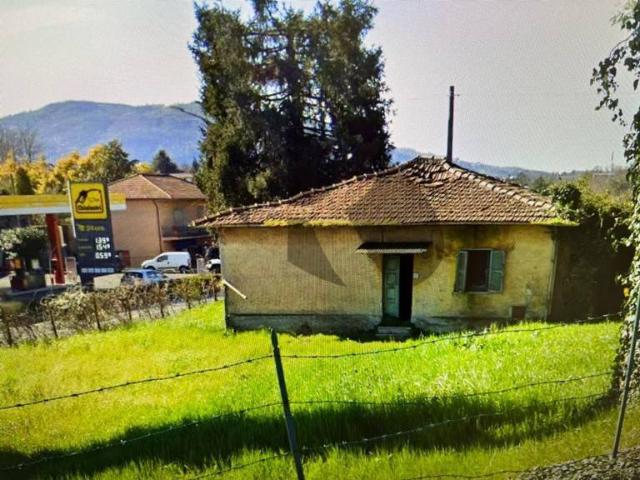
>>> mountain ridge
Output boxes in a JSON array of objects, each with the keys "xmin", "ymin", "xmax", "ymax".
[
  {"xmin": 1, "ymin": 100, "xmax": 568, "ymax": 179},
  {"xmin": 0, "ymin": 100, "xmax": 204, "ymax": 166}
]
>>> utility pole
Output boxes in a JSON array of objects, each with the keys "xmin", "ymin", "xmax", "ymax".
[{"xmin": 446, "ymin": 85, "xmax": 455, "ymax": 163}]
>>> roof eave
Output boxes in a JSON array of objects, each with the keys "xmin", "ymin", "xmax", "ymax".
[{"xmin": 203, "ymin": 219, "xmax": 573, "ymax": 228}]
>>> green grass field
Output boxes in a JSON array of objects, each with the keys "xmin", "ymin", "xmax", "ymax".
[{"xmin": 0, "ymin": 302, "xmax": 637, "ymax": 479}]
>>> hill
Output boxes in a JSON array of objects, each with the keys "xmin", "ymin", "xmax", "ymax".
[
  {"xmin": 0, "ymin": 101, "xmax": 204, "ymax": 166},
  {"xmin": 1, "ymin": 100, "xmax": 568, "ymax": 179},
  {"xmin": 391, "ymin": 147, "xmax": 557, "ymax": 180}
]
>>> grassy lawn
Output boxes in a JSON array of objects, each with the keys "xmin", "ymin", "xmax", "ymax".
[{"xmin": 0, "ymin": 302, "xmax": 637, "ymax": 479}]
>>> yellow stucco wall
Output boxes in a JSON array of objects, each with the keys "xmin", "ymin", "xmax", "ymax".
[{"xmin": 221, "ymin": 224, "xmax": 557, "ymax": 328}]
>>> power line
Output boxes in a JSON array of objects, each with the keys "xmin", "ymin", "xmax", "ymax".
[{"xmin": 0, "ymin": 355, "xmax": 271, "ymax": 412}]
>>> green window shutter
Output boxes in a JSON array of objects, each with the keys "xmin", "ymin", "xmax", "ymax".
[
  {"xmin": 454, "ymin": 251, "xmax": 468, "ymax": 292},
  {"xmin": 488, "ymin": 250, "xmax": 505, "ymax": 292}
]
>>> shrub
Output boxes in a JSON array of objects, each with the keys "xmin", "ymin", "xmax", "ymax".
[{"xmin": 1, "ymin": 274, "xmax": 223, "ymax": 346}]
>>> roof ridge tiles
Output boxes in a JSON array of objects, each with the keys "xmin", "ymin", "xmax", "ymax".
[{"xmin": 194, "ymin": 154, "xmax": 558, "ymax": 226}]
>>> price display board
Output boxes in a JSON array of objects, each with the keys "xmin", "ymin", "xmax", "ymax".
[{"xmin": 68, "ymin": 182, "xmax": 117, "ymax": 284}]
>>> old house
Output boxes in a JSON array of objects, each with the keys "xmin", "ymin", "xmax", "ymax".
[
  {"xmin": 109, "ymin": 174, "xmax": 209, "ymax": 267},
  {"xmin": 196, "ymin": 156, "xmax": 568, "ymax": 335}
]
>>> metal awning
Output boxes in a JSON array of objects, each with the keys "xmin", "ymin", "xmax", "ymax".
[{"xmin": 356, "ymin": 242, "xmax": 430, "ymax": 254}]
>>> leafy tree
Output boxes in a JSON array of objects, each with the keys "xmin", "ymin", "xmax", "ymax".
[
  {"xmin": 0, "ymin": 151, "xmax": 18, "ymax": 193},
  {"xmin": 25, "ymin": 156, "xmax": 52, "ymax": 194},
  {"xmin": 191, "ymin": 0, "xmax": 392, "ymax": 209},
  {"xmin": 151, "ymin": 150, "xmax": 179, "ymax": 174},
  {"xmin": 0, "ymin": 141, "xmax": 137, "ymax": 193},
  {"xmin": 91, "ymin": 140, "xmax": 137, "ymax": 184},
  {"xmin": 592, "ymin": 0, "xmax": 640, "ymax": 393},
  {"xmin": 45, "ymin": 151, "xmax": 98, "ymax": 192},
  {"xmin": 546, "ymin": 180, "xmax": 633, "ymax": 321},
  {"xmin": 134, "ymin": 162, "xmax": 154, "ymax": 174},
  {"xmin": 14, "ymin": 166, "xmax": 34, "ymax": 195}
]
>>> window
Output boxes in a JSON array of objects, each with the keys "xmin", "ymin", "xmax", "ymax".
[
  {"xmin": 454, "ymin": 249, "xmax": 505, "ymax": 293},
  {"xmin": 157, "ymin": 255, "xmax": 168, "ymax": 262},
  {"xmin": 173, "ymin": 209, "xmax": 187, "ymax": 226}
]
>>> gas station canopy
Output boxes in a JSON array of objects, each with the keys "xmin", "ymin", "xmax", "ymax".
[{"xmin": 0, "ymin": 194, "xmax": 126, "ymax": 216}]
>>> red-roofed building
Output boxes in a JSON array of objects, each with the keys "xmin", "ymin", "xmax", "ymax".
[
  {"xmin": 109, "ymin": 174, "xmax": 210, "ymax": 267},
  {"xmin": 197, "ymin": 156, "xmax": 572, "ymax": 335}
]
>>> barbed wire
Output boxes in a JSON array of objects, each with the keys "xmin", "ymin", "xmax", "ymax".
[
  {"xmin": 0, "ymin": 402, "xmax": 282, "ymax": 472},
  {"xmin": 184, "ymin": 451, "xmax": 291, "ymax": 479},
  {"xmin": 282, "ymin": 316, "xmax": 619, "ymax": 360},
  {"xmin": 398, "ymin": 446, "xmax": 640, "ymax": 480},
  {"xmin": 0, "ymin": 355, "xmax": 271, "ymax": 412},
  {"xmin": 300, "ymin": 392, "xmax": 608, "ymax": 455},
  {"xmin": 289, "ymin": 370, "xmax": 613, "ymax": 409}
]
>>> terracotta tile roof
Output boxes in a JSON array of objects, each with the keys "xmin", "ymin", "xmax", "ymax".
[
  {"xmin": 196, "ymin": 156, "xmax": 559, "ymax": 227},
  {"xmin": 109, "ymin": 174, "xmax": 206, "ymax": 200}
]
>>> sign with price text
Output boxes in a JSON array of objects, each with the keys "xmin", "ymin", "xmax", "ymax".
[{"xmin": 68, "ymin": 182, "xmax": 117, "ymax": 284}]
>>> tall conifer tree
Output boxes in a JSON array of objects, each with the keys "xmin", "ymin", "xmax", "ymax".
[{"xmin": 191, "ymin": 0, "xmax": 391, "ymax": 209}]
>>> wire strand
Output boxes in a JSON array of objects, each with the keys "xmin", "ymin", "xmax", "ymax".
[
  {"xmin": 398, "ymin": 446, "xmax": 640, "ymax": 479},
  {"xmin": 282, "ymin": 318, "xmax": 618, "ymax": 360},
  {"xmin": 289, "ymin": 371, "xmax": 612, "ymax": 408},
  {"xmin": 0, "ymin": 355, "xmax": 272, "ymax": 412},
  {"xmin": 0, "ymin": 402, "xmax": 282, "ymax": 472},
  {"xmin": 184, "ymin": 451, "xmax": 291, "ymax": 479},
  {"xmin": 300, "ymin": 392, "xmax": 608, "ymax": 454}
]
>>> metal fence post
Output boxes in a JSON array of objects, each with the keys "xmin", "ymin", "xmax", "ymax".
[
  {"xmin": 271, "ymin": 330, "xmax": 306, "ymax": 480},
  {"xmin": 612, "ymin": 293, "xmax": 640, "ymax": 458}
]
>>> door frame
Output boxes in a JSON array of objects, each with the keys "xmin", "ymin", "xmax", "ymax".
[{"xmin": 382, "ymin": 253, "xmax": 414, "ymax": 325}]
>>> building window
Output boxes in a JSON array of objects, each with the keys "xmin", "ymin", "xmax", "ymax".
[
  {"xmin": 454, "ymin": 249, "xmax": 505, "ymax": 293},
  {"xmin": 173, "ymin": 209, "xmax": 187, "ymax": 226}
]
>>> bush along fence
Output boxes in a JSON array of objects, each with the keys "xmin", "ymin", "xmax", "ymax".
[
  {"xmin": 0, "ymin": 313, "xmax": 637, "ymax": 479},
  {"xmin": 0, "ymin": 274, "xmax": 222, "ymax": 346}
]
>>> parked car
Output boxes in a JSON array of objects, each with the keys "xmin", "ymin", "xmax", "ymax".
[
  {"xmin": 141, "ymin": 252, "xmax": 191, "ymax": 273},
  {"xmin": 120, "ymin": 268, "xmax": 168, "ymax": 286}
]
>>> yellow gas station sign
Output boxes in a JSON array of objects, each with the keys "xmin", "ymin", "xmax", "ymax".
[
  {"xmin": 69, "ymin": 183, "xmax": 109, "ymax": 220},
  {"xmin": 0, "ymin": 192, "xmax": 125, "ymax": 216}
]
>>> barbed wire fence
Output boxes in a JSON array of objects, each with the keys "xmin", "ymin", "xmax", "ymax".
[{"xmin": 0, "ymin": 311, "xmax": 636, "ymax": 479}]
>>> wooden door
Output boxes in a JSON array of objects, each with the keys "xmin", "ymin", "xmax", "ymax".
[{"xmin": 383, "ymin": 255, "xmax": 401, "ymax": 319}]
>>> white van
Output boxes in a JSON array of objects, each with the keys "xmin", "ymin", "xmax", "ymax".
[{"xmin": 141, "ymin": 252, "xmax": 191, "ymax": 273}]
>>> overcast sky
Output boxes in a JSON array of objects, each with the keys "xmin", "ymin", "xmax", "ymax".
[{"xmin": 0, "ymin": 0, "xmax": 636, "ymax": 171}]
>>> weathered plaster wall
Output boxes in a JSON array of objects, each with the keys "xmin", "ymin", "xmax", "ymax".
[{"xmin": 220, "ymin": 224, "xmax": 556, "ymax": 333}]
